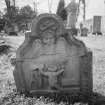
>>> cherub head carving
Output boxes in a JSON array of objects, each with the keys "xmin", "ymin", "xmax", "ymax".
[{"xmin": 41, "ymin": 30, "xmax": 56, "ymax": 45}]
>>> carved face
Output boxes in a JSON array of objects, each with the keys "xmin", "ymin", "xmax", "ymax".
[{"xmin": 42, "ymin": 30, "xmax": 55, "ymax": 45}]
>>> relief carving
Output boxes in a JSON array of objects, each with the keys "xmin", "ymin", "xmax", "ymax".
[{"xmin": 14, "ymin": 13, "xmax": 88, "ymax": 92}]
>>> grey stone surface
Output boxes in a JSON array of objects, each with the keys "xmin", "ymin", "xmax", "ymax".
[{"xmin": 13, "ymin": 13, "xmax": 92, "ymax": 95}]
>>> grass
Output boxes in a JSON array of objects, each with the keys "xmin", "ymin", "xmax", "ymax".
[{"xmin": 0, "ymin": 35, "xmax": 105, "ymax": 104}]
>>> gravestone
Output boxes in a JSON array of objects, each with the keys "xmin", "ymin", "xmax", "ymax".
[
  {"xmin": 13, "ymin": 13, "xmax": 92, "ymax": 96},
  {"xmin": 66, "ymin": 0, "xmax": 78, "ymax": 29}
]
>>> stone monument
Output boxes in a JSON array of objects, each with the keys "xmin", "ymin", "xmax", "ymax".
[
  {"xmin": 13, "ymin": 13, "xmax": 92, "ymax": 97},
  {"xmin": 66, "ymin": 0, "xmax": 78, "ymax": 29}
]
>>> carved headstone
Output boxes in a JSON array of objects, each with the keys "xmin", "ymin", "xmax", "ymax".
[
  {"xmin": 13, "ymin": 13, "xmax": 92, "ymax": 95},
  {"xmin": 66, "ymin": 0, "xmax": 78, "ymax": 28}
]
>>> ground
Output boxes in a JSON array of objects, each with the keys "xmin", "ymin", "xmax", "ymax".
[
  {"xmin": 78, "ymin": 35, "xmax": 105, "ymax": 95},
  {"xmin": 0, "ymin": 34, "xmax": 105, "ymax": 104}
]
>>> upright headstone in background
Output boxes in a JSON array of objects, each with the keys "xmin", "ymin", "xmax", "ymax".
[{"xmin": 66, "ymin": 0, "xmax": 78, "ymax": 29}]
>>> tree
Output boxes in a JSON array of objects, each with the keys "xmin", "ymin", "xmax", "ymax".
[
  {"xmin": 3, "ymin": 3, "xmax": 36, "ymax": 33},
  {"xmin": 0, "ymin": 11, "xmax": 3, "ymax": 18},
  {"xmin": 20, "ymin": 5, "xmax": 35, "ymax": 18},
  {"xmin": 16, "ymin": 5, "xmax": 36, "ymax": 31},
  {"xmin": 4, "ymin": 0, "xmax": 19, "ymax": 22},
  {"xmin": 56, "ymin": 0, "xmax": 67, "ymax": 20},
  {"xmin": 79, "ymin": 0, "xmax": 86, "ymax": 21}
]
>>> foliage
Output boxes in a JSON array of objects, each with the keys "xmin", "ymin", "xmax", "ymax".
[
  {"xmin": 4, "ymin": 5, "xmax": 35, "ymax": 22},
  {"xmin": 3, "ymin": 4, "xmax": 36, "ymax": 33},
  {"xmin": 81, "ymin": 0, "xmax": 85, "ymax": 4},
  {"xmin": 3, "ymin": 7, "xmax": 19, "ymax": 21},
  {"xmin": 17, "ymin": 5, "xmax": 36, "ymax": 31},
  {"xmin": 19, "ymin": 5, "xmax": 35, "ymax": 18},
  {"xmin": 56, "ymin": 0, "xmax": 67, "ymax": 21}
]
